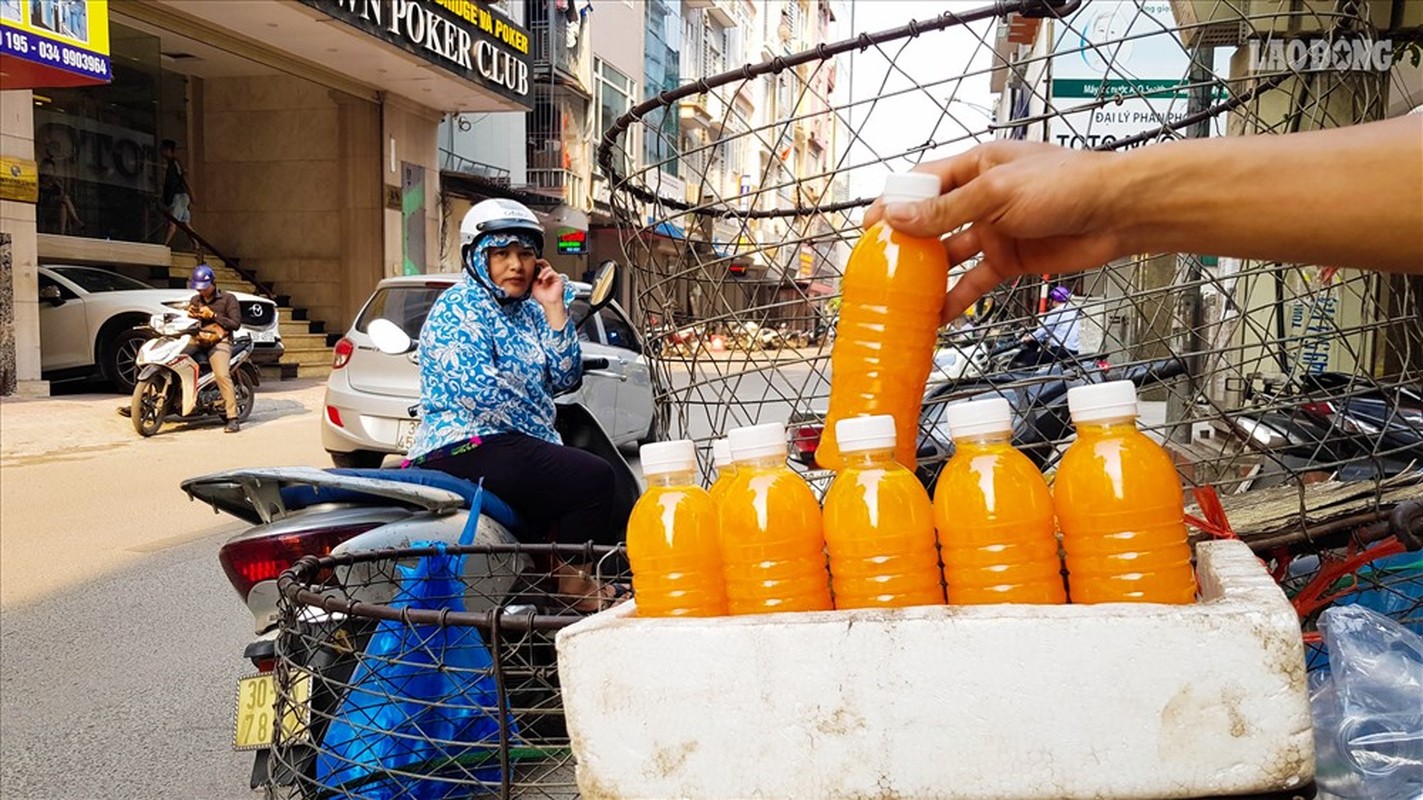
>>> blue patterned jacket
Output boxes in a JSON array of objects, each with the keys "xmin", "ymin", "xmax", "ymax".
[{"xmin": 407, "ymin": 258, "xmax": 580, "ymax": 459}]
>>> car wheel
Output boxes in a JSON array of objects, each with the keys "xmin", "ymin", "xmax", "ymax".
[
  {"xmin": 104, "ymin": 328, "xmax": 152, "ymax": 394},
  {"xmin": 329, "ymin": 450, "xmax": 386, "ymax": 469}
]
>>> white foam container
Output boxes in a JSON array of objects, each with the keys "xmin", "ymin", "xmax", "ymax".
[{"xmin": 556, "ymin": 540, "xmax": 1314, "ymax": 799}]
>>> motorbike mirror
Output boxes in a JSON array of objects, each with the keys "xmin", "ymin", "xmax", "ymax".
[
  {"xmin": 588, "ymin": 260, "xmax": 619, "ymax": 313},
  {"xmin": 367, "ymin": 318, "xmax": 414, "ymax": 355}
]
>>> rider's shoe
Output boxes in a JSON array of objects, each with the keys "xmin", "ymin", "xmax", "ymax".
[{"xmin": 224, "ymin": 419, "xmax": 240, "ymax": 433}]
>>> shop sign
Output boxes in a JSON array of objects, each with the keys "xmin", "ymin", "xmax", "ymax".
[
  {"xmin": 1048, "ymin": 1, "xmax": 1224, "ymax": 151},
  {"xmin": 35, "ymin": 112, "xmax": 155, "ymax": 192},
  {"xmin": 0, "ymin": 0, "xmax": 111, "ymax": 88},
  {"xmin": 0, "ymin": 156, "xmax": 38, "ymax": 203},
  {"xmin": 304, "ymin": 0, "xmax": 532, "ymax": 108},
  {"xmin": 556, "ymin": 227, "xmax": 587, "ymax": 255}
]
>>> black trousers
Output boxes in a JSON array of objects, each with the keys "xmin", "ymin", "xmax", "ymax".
[
  {"xmin": 1011, "ymin": 340, "xmax": 1080, "ymax": 368},
  {"xmin": 426, "ymin": 432, "xmax": 617, "ymax": 548}
]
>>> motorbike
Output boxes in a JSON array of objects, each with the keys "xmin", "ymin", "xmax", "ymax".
[
  {"xmin": 129, "ymin": 312, "xmax": 259, "ymax": 436},
  {"xmin": 791, "ymin": 351, "xmax": 1186, "ymax": 492},
  {"xmin": 1222, "ymin": 371, "xmax": 1423, "ymax": 487},
  {"xmin": 188, "ymin": 262, "xmax": 639, "ymax": 791}
]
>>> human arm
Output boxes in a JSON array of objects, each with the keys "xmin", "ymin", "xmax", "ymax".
[
  {"xmin": 212, "ymin": 293, "xmax": 242, "ymax": 331},
  {"xmin": 865, "ymin": 115, "xmax": 1423, "ymax": 324},
  {"xmin": 532, "ymin": 263, "xmax": 581, "ymax": 393}
]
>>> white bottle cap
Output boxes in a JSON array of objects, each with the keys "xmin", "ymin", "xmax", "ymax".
[
  {"xmin": 640, "ymin": 439, "xmax": 698, "ymax": 476},
  {"xmin": 835, "ymin": 415, "xmax": 897, "ymax": 453},
  {"xmin": 1067, "ymin": 380, "xmax": 1139, "ymax": 424},
  {"xmin": 727, "ymin": 423, "xmax": 787, "ymax": 461},
  {"xmin": 945, "ymin": 398, "xmax": 1013, "ymax": 439},
  {"xmin": 712, "ymin": 438, "xmax": 734, "ymax": 469},
  {"xmin": 881, "ymin": 171, "xmax": 940, "ymax": 204}
]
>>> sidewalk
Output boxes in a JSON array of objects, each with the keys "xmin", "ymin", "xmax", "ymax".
[{"xmin": 0, "ymin": 378, "xmax": 328, "ymax": 466}]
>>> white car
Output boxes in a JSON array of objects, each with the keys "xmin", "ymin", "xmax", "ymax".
[
  {"xmin": 322, "ymin": 274, "xmax": 656, "ymax": 468},
  {"xmin": 38, "ymin": 265, "xmax": 283, "ymax": 393}
]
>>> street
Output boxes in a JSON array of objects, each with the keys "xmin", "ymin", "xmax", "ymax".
[
  {"xmin": 1, "ymin": 379, "xmax": 331, "ymax": 800},
  {"xmin": 0, "ymin": 360, "xmax": 792, "ymax": 798}
]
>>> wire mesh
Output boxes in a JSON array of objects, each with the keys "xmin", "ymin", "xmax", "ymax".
[
  {"xmin": 600, "ymin": 0, "xmax": 1423, "ymax": 521},
  {"xmin": 266, "ymin": 543, "xmax": 628, "ymax": 800}
]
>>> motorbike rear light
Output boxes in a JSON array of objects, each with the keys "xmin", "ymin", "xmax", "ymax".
[
  {"xmin": 217, "ymin": 524, "xmax": 381, "ymax": 600},
  {"xmin": 332, "ymin": 337, "xmax": 354, "ymax": 369},
  {"xmin": 1301, "ymin": 401, "xmax": 1336, "ymax": 417},
  {"xmin": 790, "ymin": 424, "xmax": 824, "ymax": 467},
  {"xmin": 326, "ymin": 405, "xmax": 344, "ymax": 428}
]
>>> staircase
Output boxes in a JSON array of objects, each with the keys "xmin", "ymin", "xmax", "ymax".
[{"xmin": 154, "ymin": 253, "xmax": 334, "ymax": 381}]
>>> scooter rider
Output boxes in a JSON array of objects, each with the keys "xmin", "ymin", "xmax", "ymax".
[
  {"xmin": 404, "ymin": 198, "xmax": 624, "ymax": 611},
  {"xmin": 188, "ymin": 264, "xmax": 243, "ymax": 433},
  {"xmin": 1014, "ymin": 284, "xmax": 1081, "ymax": 368}
]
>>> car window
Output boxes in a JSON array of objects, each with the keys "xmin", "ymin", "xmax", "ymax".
[
  {"xmin": 570, "ymin": 299, "xmax": 598, "ymax": 343},
  {"xmin": 356, "ymin": 283, "xmax": 454, "ymax": 338},
  {"xmin": 49, "ymin": 267, "xmax": 153, "ymax": 293},
  {"xmin": 600, "ymin": 307, "xmax": 639, "ymax": 353},
  {"xmin": 38, "ymin": 274, "xmax": 78, "ymax": 300}
]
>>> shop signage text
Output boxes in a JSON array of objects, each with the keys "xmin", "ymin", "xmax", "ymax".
[
  {"xmin": 0, "ymin": 156, "xmax": 39, "ymax": 203},
  {"xmin": 309, "ymin": 0, "xmax": 530, "ymax": 106},
  {"xmin": 0, "ymin": 0, "xmax": 112, "ymax": 88}
]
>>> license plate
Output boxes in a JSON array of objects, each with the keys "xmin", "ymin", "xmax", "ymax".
[
  {"xmin": 233, "ymin": 671, "xmax": 311, "ymax": 750},
  {"xmin": 248, "ymin": 328, "xmax": 277, "ymax": 343},
  {"xmin": 396, "ymin": 419, "xmax": 418, "ymax": 452}
]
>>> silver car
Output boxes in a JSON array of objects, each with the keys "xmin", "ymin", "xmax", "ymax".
[{"xmin": 322, "ymin": 273, "xmax": 656, "ymax": 468}]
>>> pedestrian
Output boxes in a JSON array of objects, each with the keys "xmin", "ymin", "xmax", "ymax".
[
  {"xmin": 161, "ymin": 139, "xmax": 194, "ymax": 249},
  {"xmin": 1014, "ymin": 285, "xmax": 1081, "ymax": 367},
  {"xmin": 862, "ymin": 115, "xmax": 1423, "ymax": 321}
]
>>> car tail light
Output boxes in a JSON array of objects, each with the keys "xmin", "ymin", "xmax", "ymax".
[
  {"xmin": 326, "ymin": 405, "xmax": 344, "ymax": 428},
  {"xmin": 790, "ymin": 423, "xmax": 823, "ymax": 466},
  {"xmin": 217, "ymin": 524, "xmax": 380, "ymax": 600},
  {"xmin": 332, "ymin": 337, "xmax": 354, "ymax": 369},
  {"xmin": 1301, "ymin": 401, "xmax": 1336, "ymax": 417}
]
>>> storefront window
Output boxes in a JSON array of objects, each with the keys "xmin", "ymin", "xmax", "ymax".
[{"xmin": 33, "ymin": 23, "xmax": 180, "ymax": 245}]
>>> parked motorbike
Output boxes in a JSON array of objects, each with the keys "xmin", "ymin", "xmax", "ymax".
[
  {"xmin": 791, "ymin": 352, "xmax": 1186, "ymax": 492},
  {"xmin": 1223, "ymin": 372, "xmax": 1423, "ymax": 486},
  {"xmin": 189, "ymin": 262, "xmax": 638, "ymax": 790},
  {"xmin": 129, "ymin": 312, "xmax": 259, "ymax": 436}
]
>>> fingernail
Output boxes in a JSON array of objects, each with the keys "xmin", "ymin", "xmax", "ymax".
[{"xmin": 883, "ymin": 202, "xmax": 916, "ymax": 222}]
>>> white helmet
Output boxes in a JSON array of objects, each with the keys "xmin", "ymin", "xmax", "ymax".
[{"xmin": 460, "ymin": 198, "xmax": 544, "ymax": 260}]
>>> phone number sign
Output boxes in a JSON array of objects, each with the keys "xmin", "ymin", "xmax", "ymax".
[{"xmin": 0, "ymin": 0, "xmax": 112, "ymax": 90}]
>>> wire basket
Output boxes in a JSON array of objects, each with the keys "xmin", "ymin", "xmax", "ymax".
[
  {"xmin": 265, "ymin": 543, "xmax": 627, "ymax": 800},
  {"xmin": 601, "ymin": 0, "xmax": 1422, "ymax": 506}
]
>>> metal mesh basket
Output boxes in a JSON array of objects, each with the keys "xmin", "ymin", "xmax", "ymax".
[
  {"xmin": 265, "ymin": 543, "xmax": 627, "ymax": 800},
  {"xmin": 600, "ymin": 0, "xmax": 1422, "ymax": 510}
]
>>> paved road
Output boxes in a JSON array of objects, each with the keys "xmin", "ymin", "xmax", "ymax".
[
  {"xmin": 1, "ymin": 379, "xmax": 331, "ymax": 800},
  {"xmin": 0, "ymin": 358, "xmax": 827, "ymax": 799}
]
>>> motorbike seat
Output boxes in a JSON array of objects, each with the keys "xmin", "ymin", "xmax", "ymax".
[
  {"xmin": 307, "ymin": 467, "xmax": 524, "ymax": 532},
  {"xmin": 230, "ymin": 337, "xmax": 254, "ymax": 357}
]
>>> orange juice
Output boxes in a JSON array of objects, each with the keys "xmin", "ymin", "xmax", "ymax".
[
  {"xmin": 627, "ymin": 440, "xmax": 727, "ymax": 617},
  {"xmin": 708, "ymin": 438, "xmax": 737, "ymax": 503},
  {"xmin": 822, "ymin": 415, "xmax": 944, "ymax": 609},
  {"xmin": 1055, "ymin": 381, "xmax": 1196, "ymax": 604},
  {"xmin": 934, "ymin": 399, "xmax": 1065, "ymax": 604},
  {"xmin": 719, "ymin": 423, "xmax": 832, "ymax": 615},
  {"xmin": 817, "ymin": 172, "xmax": 948, "ymax": 471}
]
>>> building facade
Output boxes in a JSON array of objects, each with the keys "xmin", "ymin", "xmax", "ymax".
[{"xmin": 2, "ymin": 0, "xmax": 534, "ymax": 394}]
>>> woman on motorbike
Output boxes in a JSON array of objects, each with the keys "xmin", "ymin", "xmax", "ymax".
[{"xmin": 405, "ymin": 198, "xmax": 623, "ymax": 611}]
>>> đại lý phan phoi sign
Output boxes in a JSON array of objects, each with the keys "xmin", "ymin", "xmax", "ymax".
[
  {"xmin": 0, "ymin": 0, "xmax": 110, "ymax": 88},
  {"xmin": 301, "ymin": 0, "xmax": 532, "ymax": 109},
  {"xmin": 1048, "ymin": 1, "xmax": 1225, "ymax": 151}
]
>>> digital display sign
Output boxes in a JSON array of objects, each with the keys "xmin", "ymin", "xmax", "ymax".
[{"xmin": 557, "ymin": 228, "xmax": 587, "ymax": 255}]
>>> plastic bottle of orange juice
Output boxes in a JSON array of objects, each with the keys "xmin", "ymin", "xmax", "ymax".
[
  {"xmin": 707, "ymin": 438, "xmax": 737, "ymax": 503},
  {"xmin": 817, "ymin": 172, "xmax": 949, "ymax": 471},
  {"xmin": 934, "ymin": 398, "xmax": 1066, "ymax": 605},
  {"xmin": 1055, "ymin": 381, "xmax": 1196, "ymax": 604},
  {"xmin": 719, "ymin": 423, "xmax": 832, "ymax": 615},
  {"xmin": 626, "ymin": 440, "xmax": 728, "ymax": 617},
  {"xmin": 822, "ymin": 415, "xmax": 944, "ymax": 609}
]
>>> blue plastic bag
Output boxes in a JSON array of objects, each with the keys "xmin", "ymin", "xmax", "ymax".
[{"xmin": 316, "ymin": 484, "xmax": 513, "ymax": 798}]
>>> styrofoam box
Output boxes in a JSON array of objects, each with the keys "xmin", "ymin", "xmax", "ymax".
[{"xmin": 556, "ymin": 540, "xmax": 1314, "ymax": 799}]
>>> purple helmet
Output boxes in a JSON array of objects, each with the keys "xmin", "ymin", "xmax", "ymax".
[
  {"xmin": 189, "ymin": 264, "xmax": 215, "ymax": 290},
  {"xmin": 1049, "ymin": 285, "xmax": 1072, "ymax": 303}
]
